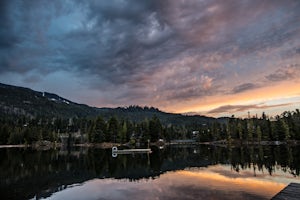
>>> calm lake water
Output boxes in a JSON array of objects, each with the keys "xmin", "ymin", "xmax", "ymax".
[{"xmin": 0, "ymin": 145, "xmax": 300, "ymax": 200}]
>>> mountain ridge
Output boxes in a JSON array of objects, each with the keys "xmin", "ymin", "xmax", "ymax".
[{"xmin": 0, "ymin": 82, "xmax": 218, "ymax": 125}]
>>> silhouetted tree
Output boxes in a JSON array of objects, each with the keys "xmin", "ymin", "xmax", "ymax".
[
  {"xmin": 149, "ymin": 115, "xmax": 162, "ymax": 142},
  {"xmin": 107, "ymin": 117, "xmax": 119, "ymax": 142}
]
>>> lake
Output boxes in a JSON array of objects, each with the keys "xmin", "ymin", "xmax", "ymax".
[{"xmin": 0, "ymin": 145, "xmax": 299, "ymax": 200}]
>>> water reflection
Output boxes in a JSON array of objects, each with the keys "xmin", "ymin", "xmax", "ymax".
[
  {"xmin": 41, "ymin": 169, "xmax": 286, "ymax": 200},
  {"xmin": 0, "ymin": 145, "xmax": 299, "ymax": 199}
]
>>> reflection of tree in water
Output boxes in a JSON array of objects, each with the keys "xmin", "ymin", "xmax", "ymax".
[
  {"xmin": 0, "ymin": 145, "xmax": 299, "ymax": 199},
  {"xmin": 223, "ymin": 145, "xmax": 300, "ymax": 176}
]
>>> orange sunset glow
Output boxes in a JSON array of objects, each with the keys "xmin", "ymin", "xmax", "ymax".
[
  {"xmin": 47, "ymin": 165, "xmax": 294, "ymax": 200},
  {"xmin": 2, "ymin": 1, "xmax": 300, "ymax": 200},
  {"xmin": 171, "ymin": 80, "xmax": 300, "ymax": 117},
  {"xmin": 1, "ymin": 0, "xmax": 299, "ymax": 117},
  {"xmin": 176, "ymin": 170, "xmax": 285, "ymax": 197}
]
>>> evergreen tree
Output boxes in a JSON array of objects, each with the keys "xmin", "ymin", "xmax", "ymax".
[
  {"xmin": 237, "ymin": 121, "xmax": 243, "ymax": 141},
  {"xmin": 8, "ymin": 128, "xmax": 24, "ymax": 144},
  {"xmin": 270, "ymin": 120, "xmax": 278, "ymax": 141},
  {"xmin": 256, "ymin": 125, "xmax": 262, "ymax": 143},
  {"xmin": 107, "ymin": 117, "xmax": 119, "ymax": 142},
  {"xmin": 149, "ymin": 115, "xmax": 162, "ymax": 142},
  {"xmin": 88, "ymin": 122, "xmax": 96, "ymax": 143},
  {"xmin": 117, "ymin": 121, "xmax": 127, "ymax": 143},
  {"xmin": 211, "ymin": 122, "xmax": 220, "ymax": 141},
  {"xmin": 293, "ymin": 109, "xmax": 300, "ymax": 139},
  {"xmin": 226, "ymin": 121, "xmax": 232, "ymax": 143},
  {"xmin": 247, "ymin": 120, "xmax": 254, "ymax": 141},
  {"xmin": 279, "ymin": 119, "xmax": 290, "ymax": 141},
  {"xmin": 94, "ymin": 116, "xmax": 106, "ymax": 143},
  {"xmin": 0, "ymin": 124, "xmax": 10, "ymax": 144}
]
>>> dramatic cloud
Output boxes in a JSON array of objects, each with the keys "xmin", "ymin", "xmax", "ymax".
[
  {"xmin": 207, "ymin": 103, "xmax": 293, "ymax": 115},
  {"xmin": 0, "ymin": 0, "xmax": 299, "ymax": 116},
  {"xmin": 231, "ymin": 83, "xmax": 259, "ymax": 94},
  {"xmin": 265, "ymin": 64, "xmax": 300, "ymax": 82}
]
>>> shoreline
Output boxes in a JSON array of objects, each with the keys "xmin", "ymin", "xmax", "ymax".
[
  {"xmin": 0, "ymin": 144, "xmax": 30, "ymax": 148},
  {"xmin": 0, "ymin": 140, "xmax": 299, "ymax": 149}
]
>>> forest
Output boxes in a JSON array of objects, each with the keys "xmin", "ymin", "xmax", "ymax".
[{"xmin": 0, "ymin": 108, "xmax": 299, "ymax": 145}]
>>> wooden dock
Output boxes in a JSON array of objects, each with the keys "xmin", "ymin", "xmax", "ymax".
[
  {"xmin": 271, "ymin": 183, "xmax": 300, "ymax": 200},
  {"xmin": 111, "ymin": 146, "xmax": 152, "ymax": 157},
  {"xmin": 112, "ymin": 148, "xmax": 152, "ymax": 154}
]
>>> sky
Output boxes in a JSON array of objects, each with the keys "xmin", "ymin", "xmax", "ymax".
[{"xmin": 0, "ymin": 0, "xmax": 300, "ymax": 117}]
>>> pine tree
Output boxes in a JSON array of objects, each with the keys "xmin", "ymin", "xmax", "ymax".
[
  {"xmin": 149, "ymin": 115, "xmax": 162, "ymax": 142},
  {"xmin": 117, "ymin": 121, "xmax": 127, "ymax": 143},
  {"xmin": 256, "ymin": 125, "xmax": 262, "ymax": 143},
  {"xmin": 94, "ymin": 117, "xmax": 106, "ymax": 143},
  {"xmin": 237, "ymin": 121, "xmax": 243, "ymax": 141},
  {"xmin": 247, "ymin": 120, "xmax": 254, "ymax": 141},
  {"xmin": 279, "ymin": 119, "xmax": 290, "ymax": 141},
  {"xmin": 107, "ymin": 117, "xmax": 119, "ymax": 142},
  {"xmin": 88, "ymin": 121, "xmax": 96, "ymax": 143},
  {"xmin": 0, "ymin": 124, "xmax": 10, "ymax": 144}
]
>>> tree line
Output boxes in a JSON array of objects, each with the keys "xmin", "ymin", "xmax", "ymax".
[
  {"xmin": 221, "ymin": 109, "xmax": 300, "ymax": 143},
  {"xmin": 0, "ymin": 109, "xmax": 299, "ymax": 145},
  {"xmin": 0, "ymin": 115, "xmax": 188, "ymax": 145}
]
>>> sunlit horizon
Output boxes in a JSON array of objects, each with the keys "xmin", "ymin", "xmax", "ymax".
[{"xmin": 1, "ymin": 0, "xmax": 299, "ymax": 118}]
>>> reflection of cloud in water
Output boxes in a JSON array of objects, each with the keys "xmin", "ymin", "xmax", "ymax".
[
  {"xmin": 45, "ymin": 164, "xmax": 295, "ymax": 200},
  {"xmin": 176, "ymin": 170, "xmax": 284, "ymax": 198},
  {"xmin": 198, "ymin": 164, "xmax": 300, "ymax": 184}
]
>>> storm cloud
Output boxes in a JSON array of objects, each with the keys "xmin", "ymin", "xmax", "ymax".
[{"xmin": 0, "ymin": 0, "xmax": 299, "ymax": 112}]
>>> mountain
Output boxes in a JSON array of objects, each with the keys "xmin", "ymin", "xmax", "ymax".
[
  {"xmin": 0, "ymin": 82, "xmax": 217, "ymax": 125},
  {"xmin": 97, "ymin": 106, "xmax": 217, "ymax": 125},
  {"xmin": 0, "ymin": 83, "xmax": 99, "ymax": 118}
]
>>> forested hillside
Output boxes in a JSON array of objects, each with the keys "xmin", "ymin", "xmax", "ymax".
[
  {"xmin": 0, "ymin": 83, "xmax": 299, "ymax": 145},
  {"xmin": 0, "ymin": 83, "xmax": 214, "ymax": 124},
  {"xmin": 0, "ymin": 83, "xmax": 217, "ymax": 145},
  {"xmin": 0, "ymin": 83, "xmax": 99, "ymax": 118}
]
